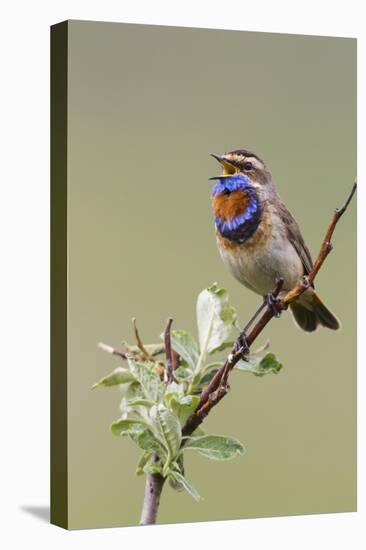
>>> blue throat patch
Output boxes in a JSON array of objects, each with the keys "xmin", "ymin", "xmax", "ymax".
[
  {"xmin": 212, "ymin": 174, "xmax": 261, "ymax": 242},
  {"xmin": 211, "ymin": 173, "xmax": 252, "ymax": 197}
]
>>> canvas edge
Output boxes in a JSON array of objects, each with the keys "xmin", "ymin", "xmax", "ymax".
[{"xmin": 50, "ymin": 20, "xmax": 69, "ymax": 530}]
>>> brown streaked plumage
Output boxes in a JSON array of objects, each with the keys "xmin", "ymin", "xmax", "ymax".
[{"xmin": 210, "ymin": 149, "xmax": 340, "ymax": 332}]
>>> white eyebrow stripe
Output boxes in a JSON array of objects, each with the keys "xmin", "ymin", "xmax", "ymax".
[{"xmin": 245, "ymin": 156, "xmax": 264, "ymax": 170}]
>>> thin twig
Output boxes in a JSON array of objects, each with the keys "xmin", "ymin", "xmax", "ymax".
[
  {"xmin": 171, "ymin": 349, "xmax": 180, "ymax": 371},
  {"xmin": 133, "ymin": 318, "xmax": 156, "ymax": 362},
  {"xmin": 250, "ymin": 340, "xmax": 270, "ymax": 356},
  {"xmin": 164, "ymin": 318, "xmax": 174, "ymax": 384},
  {"xmin": 97, "ymin": 342, "xmax": 132, "ymax": 360},
  {"xmin": 283, "ymin": 181, "xmax": 357, "ymax": 304}
]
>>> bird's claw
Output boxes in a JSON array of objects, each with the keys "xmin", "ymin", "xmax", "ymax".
[
  {"xmin": 265, "ymin": 293, "xmax": 282, "ymax": 318},
  {"xmin": 234, "ymin": 330, "xmax": 250, "ymax": 360}
]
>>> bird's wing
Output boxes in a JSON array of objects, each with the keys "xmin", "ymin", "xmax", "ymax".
[{"xmin": 277, "ymin": 200, "xmax": 313, "ymax": 276}]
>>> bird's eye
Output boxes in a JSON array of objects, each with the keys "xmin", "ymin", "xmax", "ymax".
[
  {"xmin": 222, "ymin": 189, "xmax": 231, "ymax": 196},
  {"xmin": 243, "ymin": 162, "xmax": 253, "ymax": 170}
]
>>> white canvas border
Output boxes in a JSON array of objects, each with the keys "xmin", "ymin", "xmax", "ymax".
[{"xmin": 0, "ymin": 1, "xmax": 363, "ymax": 549}]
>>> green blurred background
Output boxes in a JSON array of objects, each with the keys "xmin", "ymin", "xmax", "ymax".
[{"xmin": 66, "ymin": 21, "xmax": 356, "ymax": 528}]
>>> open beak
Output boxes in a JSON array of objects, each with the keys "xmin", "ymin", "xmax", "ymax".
[{"xmin": 209, "ymin": 153, "xmax": 239, "ymax": 180}]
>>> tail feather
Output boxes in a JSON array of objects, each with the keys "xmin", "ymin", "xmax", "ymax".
[
  {"xmin": 290, "ymin": 302, "xmax": 318, "ymax": 332},
  {"xmin": 290, "ymin": 292, "xmax": 340, "ymax": 332}
]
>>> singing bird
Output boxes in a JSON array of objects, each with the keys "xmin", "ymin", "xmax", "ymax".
[{"xmin": 210, "ymin": 149, "xmax": 340, "ymax": 332}]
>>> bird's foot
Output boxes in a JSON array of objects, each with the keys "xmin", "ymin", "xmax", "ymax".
[
  {"xmin": 234, "ymin": 329, "xmax": 250, "ymax": 361},
  {"xmin": 265, "ymin": 293, "xmax": 282, "ymax": 318}
]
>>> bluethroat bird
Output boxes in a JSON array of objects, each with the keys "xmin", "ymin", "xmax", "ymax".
[{"xmin": 210, "ymin": 149, "xmax": 340, "ymax": 332}]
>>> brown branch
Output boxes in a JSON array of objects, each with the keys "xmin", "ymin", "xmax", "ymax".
[
  {"xmin": 132, "ymin": 318, "xmax": 156, "ymax": 362},
  {"xmin": 139, "ymin": 455, "xmax": 166, "ymax": 525},
  {"xmin": 171, "ymin": 349, "xmax": 180, "ymax": 371},
  {"xmin": 112, "ymin": 349, "xmax": 131, "ymax": 360},
  {"xmin": 97, "ymin": 342, "xmax": 132, "ymax": 360},
  {"xmin": 284, "ymin": 180, "xmax": 357, "ymax": 303},
  {"xmin": 163, "ymin": 318, "xmax": 174, "ymax": 383},
  {"xmin": 182, "ymin": 182, "xmax": 356, "ymax": 438}
]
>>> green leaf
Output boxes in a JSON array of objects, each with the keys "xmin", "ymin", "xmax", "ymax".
[
  {"xmin": 174, "ymin": 365, "xmax": 194, "ymax": 382},
  {"xmin": 192, "ymin": 369, "xmax": 218, "ymax": 393},
  {"xmin": 164, "ymin": 381, "xmax": 185, "ymax": 404},
  {"xmin": 110, "ymin": 418, "xmax": 150, "ymax": 437},
  {"xmin": 167, "ymin": 469, "xmax": 202, "ymax": 501},
  {"xmin": 189, "ymin": 371, "xmax": 204, "ymax": 392},
  {"xmin": 169, "ymin": 330, "xmax": 200, "ymax": 370},
  {"xmin": 130, "ymin": 427, "xmax": 167, "ymax": 459},
  {"xmin": 136, "ymin": 451, "xmax": 151, "ymax": 476},
  {"xmin": 111, "ymin": 417, "xmax": 168, "ymax": 460},
  {"xmin": 193, "ymin": 362, "xmax": 222, "ymax": 392},
  {"xmin": 171, "ymin": 454, "xmax": 185, "ymax": 475},
  {"xmin": 168, "ymin": 455, "xmax": 185, "ymax": 492},
  {"xmin": 163, "ymin": 382, "xmax": 185, "ymax": 411},
  {"xmin": 191, "ymin": 426, "xmax": 205, "ymax": 437},
  {"xmin": 151, "ymin": 404, "xmax": 182, "ymax": 473},
  {"xmin": 143, "ymin": 460, "xmax": 163, "ymax": 475},
  {"xmin": 196, "ymin": 283, "xmax": 238, "ymax": 359},
  {"xmin": 209, "ymin": 341, "xmax": 235, "ymax": 353},
  {"xmin": 235, "ymin": 352, "xmax": 283, "ymax": 377},
  {"xmin": 202, "ymin": 362, "xmax": 223, "ymax": 374},
  {"xmin": 92, "ymin": 367, "xmax": 135, "ymax": 389},
  {"xmin": 183, "ymin": 435, "xmax": 245, "ymax": 461},
  {"xmin": 120, "ymin": 382, "xmax": 146, "ymax": 418},
  {"xmin": 169, "ymin": 475, "xmax": 185, "ymax": 492},
  {"xmin": 127, "ymin": 358, "xmax": 165, "ymax": 402},
  {"xmin": 124, "ymin": 381, "xmax": 144, "ymax": 400},
  {"xmin": 127, "ymin": 397, "xmax": 156, "ymax": 408},
  {"xmin": 169, "ymin": 394, "xmax": 200, "ymax": 426}
]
